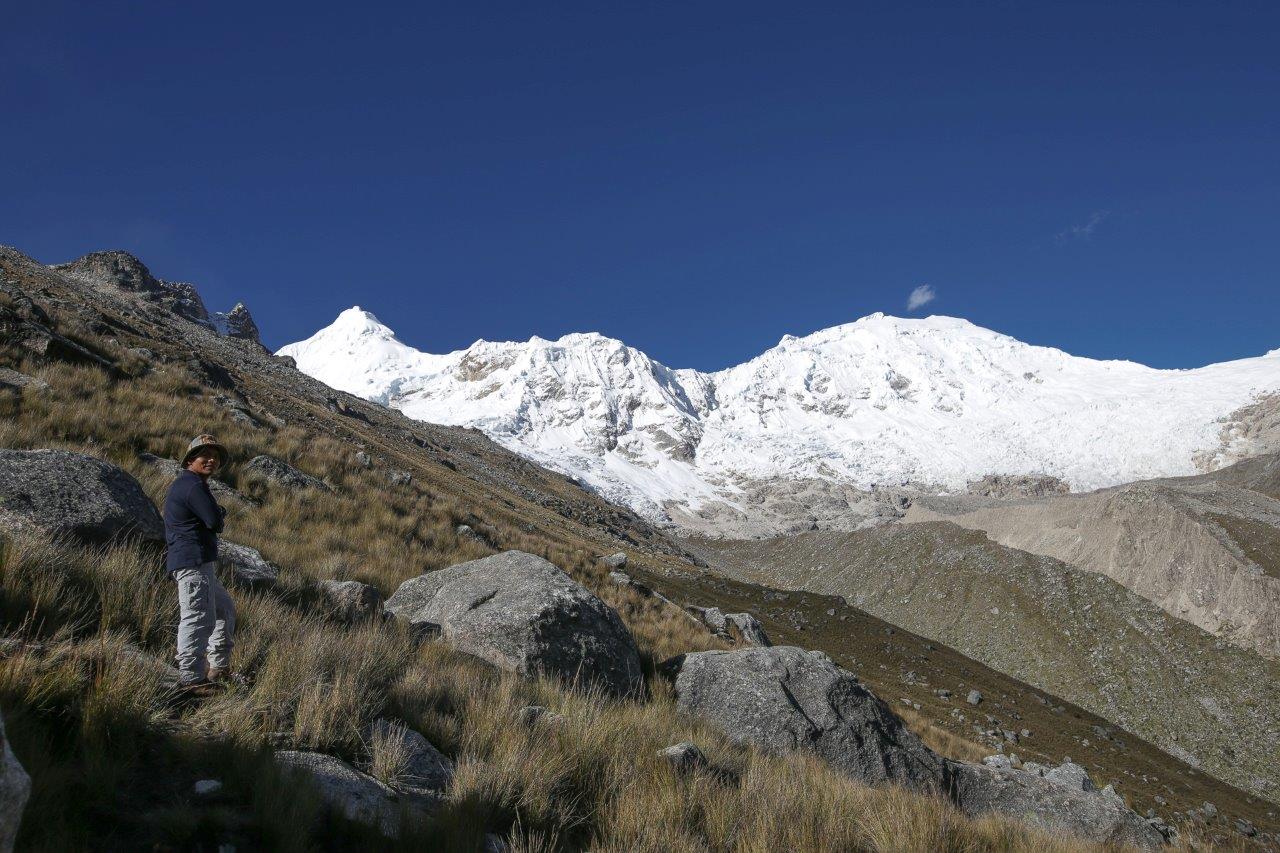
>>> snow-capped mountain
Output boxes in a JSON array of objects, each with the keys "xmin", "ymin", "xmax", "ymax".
[{"xmin": 280, "ymin": 307, "xmax": 1280, "ymax": 529}]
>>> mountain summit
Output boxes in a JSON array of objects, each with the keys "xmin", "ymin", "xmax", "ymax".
[{"xmin": 280, "ymin": 311, "xmax": 1280, "ymax": 531}]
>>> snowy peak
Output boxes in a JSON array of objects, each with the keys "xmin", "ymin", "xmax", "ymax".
[{"xmin": 280, "ymin": 309, "xmax": 1280, "ymax": 529}]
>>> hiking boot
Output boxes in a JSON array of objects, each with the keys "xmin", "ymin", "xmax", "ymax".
[
  {"xmin": 207, "ymin": 667, "xmax": 245, "ymax": 687},
  {"xmin": 177, "ymin": 678, "xmax": 220, "ymax": 699}
]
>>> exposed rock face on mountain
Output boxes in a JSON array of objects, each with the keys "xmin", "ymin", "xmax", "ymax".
[
  {"xmin": 281, "ymin": 307, "xmax": 1280, "ymax": 531},
  {"xmin": 211, "ymin": 302, "xmax": 262, "ymax": 345},
  {"xmin": 697, "ymin": 522, "xmax": 1280, "ymax": 800},
  {"xmin": 966, "ymin": 474, "xmax": 1070, "ymax": 500},
  {"xmin": 53, "ymin": 251, "xmax": 213, "ymax": 326},
  {"xmin": 672, "ymin": 646, "xmax": 949, "ymax": 792},
  {"xmin": 51, "ymin": 250, "xmax": 260, "ymax": 345},
  {"xmin": 0, "ymin": 449, "xmax": 164, "ymax": 544},
  {"xmin": 1195, "ymin": 392, "xmax": 1280, "ymax": 473},
  {"xmin": 384, "ymin": 551, "xmax": 643, "ymax": 696}
]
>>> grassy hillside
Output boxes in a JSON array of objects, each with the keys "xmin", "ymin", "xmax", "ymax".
[
  {"xmin": 691, "ymin": 523, "xmax": 1280, "ymax": 838},
  {"xmin": 1, "ymin": 245, "xmax": 1271, "ymax": 850}
]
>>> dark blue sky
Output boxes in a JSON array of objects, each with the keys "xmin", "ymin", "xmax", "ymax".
[{"xmin": 4, "ymin": 2, "xmax": 1277, "ymax": 369}]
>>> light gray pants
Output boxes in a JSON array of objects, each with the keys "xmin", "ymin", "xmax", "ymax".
[{"xmin": 174, "ymin": 561, "xmax": 236, "ymax": 683}]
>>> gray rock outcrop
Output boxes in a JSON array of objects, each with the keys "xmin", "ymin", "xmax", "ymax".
[
  {"xmin": 599, "ymin": 552, "xmax": 627, "ymax": 569},
  {"xmin": 0, "ymin": 449, "xmax": 163, "ymax": 544},
  {"xmin": 54, "ymin": 250, "xmax": 213, "ymax": 327},
  {"xmin": 966, "ymin": 474, "xmax": 1071, "ymax": 500},
  {"xmin": 243, "ymin": 455, "xmax": 330, "ymax": 492},
  {"xmin": 670, "ymin": 646, "xmax": 948, "ymax": 794},
  {"xmin": 368, "ymin": 719, "xmax": 453, "ymax": 793},
  {"xmin": 274, "ymin": 750, "xmax": 407, "ymax": 838},
  {"xmin": 1, "ymin": 711, "xmax": 31, "ymax": 853},
  {"xmin": 685, "ymin": 605, "xmax": 729, "ymax": 636},
  {"xmin": 320, "ymin": 580, "xmax": 383, "ymax": 621},
  {"xmin": 724, "ymin": 612, "xmax": 771, "ymax": 647},
  {"xmin": 219, "ymin": 540, "xmax": 280, "ymax": 584},
  {"xmin": 0, "ymin": 368, "xmax": 48, "ymax": 393},
  {"xmin": 949, "ymin": 761, "xmax": 1163, "ymax": 848},
  {"xmin": 211, "ymin": 303, "xmax": 261, "ymax": 344},
  {"xmin": 384, "ymin": 551, "xmax": 643, "ymax": 696}
]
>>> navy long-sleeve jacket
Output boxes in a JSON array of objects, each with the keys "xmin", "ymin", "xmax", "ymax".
[{"xmin": 163, "ymin": 469, "xmax": 225, "ymax": 573}]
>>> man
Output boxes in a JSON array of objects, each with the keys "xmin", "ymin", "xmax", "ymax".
[{"xmin": 163, "ymin": 434, "xmax": 236, "ymax": 693}]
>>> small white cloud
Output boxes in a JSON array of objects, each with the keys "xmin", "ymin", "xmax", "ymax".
[
  {"xmin": 1055, "ymin": 210, "xmax": 1110, "ymax": 243},
  {"xmin": 906, "ymin": 284, "xmax": 936, "ymax": 312}
]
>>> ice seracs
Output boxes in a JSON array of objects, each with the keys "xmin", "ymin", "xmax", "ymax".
[{"xmin": 279, "ymin": 310, "xmax": 1280, "ymax": 528}]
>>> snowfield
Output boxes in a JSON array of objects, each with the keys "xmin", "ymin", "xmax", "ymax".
[{"xmin": 280, "ymin": 308, "xmax": 1280, "ymax": 523}]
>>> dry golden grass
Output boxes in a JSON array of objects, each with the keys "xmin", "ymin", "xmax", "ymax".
[
  {"xmin": 899, "ymin": 705, "xmax": 991, "ymax": 763},
  {"xmin": 0, "ymin": 348, "xmax": 1190, "ymax": 850}
]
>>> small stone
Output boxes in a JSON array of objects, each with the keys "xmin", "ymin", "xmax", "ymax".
[
  {"xmin": 1020, "ymin": 728, "xmax": 1031, "ymax": 739},
  {"xmin": 515, "ymin": 706, "xmax": 563, "ymax": 727},
  {"xmin": 598, "ymin": 552, "xmax": 628, "ymax": 570},
  {"xmin": 355, "ymin": 451, "xmax": 372, "ymax": 468},
  {"xmin": 193, "ymin": 779, "xmax": 223, "ymax": 796},
  {"xmin": 967, "ymin": 690, "xmax": 982, "ymax": 706},
  {"xmin": 658, "ymin": 742, "xmax": 708, "ymax": 774},
  {"xmin": 319, "ymin": 580, "xmax": 383, "ymax": 621},
  {"xmin": 607, "ymin": 570, "xmax": 633, "ymax": 586}
]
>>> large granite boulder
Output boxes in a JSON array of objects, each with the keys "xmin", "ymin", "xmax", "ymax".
[
  {"xmin": 367, "ymin": 719, "xmax": 454, "ymax": 793},
  {"xmin": 320, "ymin": 580, "xmax": 383, "ymax": 621},
  {"xmin": 243, "ymin": 455, "xmax": 330, "ymax": 492},
  {"xmin": 670, "ymin": 646, "xmax": 948, "ymax": 794},
  {"xmin": 725, "ymin": 612, "xmax": 771, "ymax": 647},
  {"xmin": 949, "ymin": 762, "xmax": 1164, "ymax": 848},
  {"xmin": 219, "ymin": 540, "xmax": 280, "ymax": 585},
  {"xmin": 1, "ymin": 711, "xmax": 31, "ymax": 853},
  {"xmin": 0, "ymin": 449, "xmax": 163, "ymax": 544},
  {"xmin": 384, "ymin": 551, "xmax": 643, "ymax": 697},
  {"xmin": 0, "ymin": 368, "xmax": 48, "ymax": 393},
  {"xmin": 274, "ymin": 751, "xmax": 419, "ymax": 838}
]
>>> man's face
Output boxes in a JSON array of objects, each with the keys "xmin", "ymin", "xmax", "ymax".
[{"xmin": 186, "ymin": 449, "xmax": 221, "ymax": 476}]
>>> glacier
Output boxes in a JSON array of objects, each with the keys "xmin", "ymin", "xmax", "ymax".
[{"xmin": 279, "ymin": 307, "xmax": 1280, "ymax": 527}]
